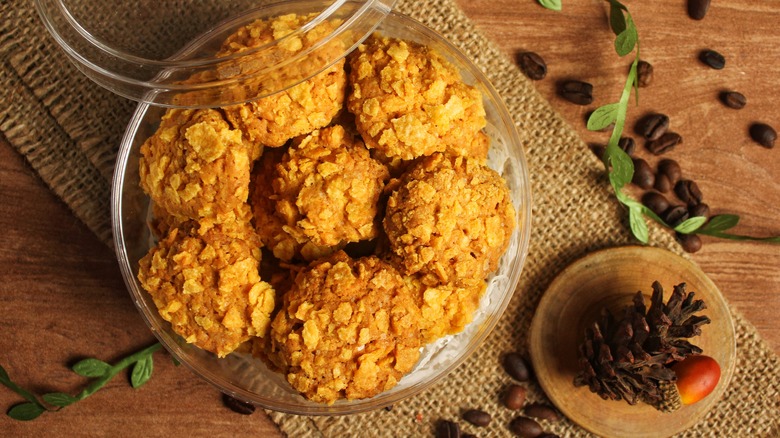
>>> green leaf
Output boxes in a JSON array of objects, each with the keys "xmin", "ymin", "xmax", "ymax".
[
  {"xmin": 72, "ymin": 358, "xmax": 111, "ymax": 378},
  {"xmin": 130, "ymin": 356, "xmax": 154, "ymax": 388},
  {"xmin": 0, "ymin": 365, "xmax": 9, "ymax": 383},
  {"xmin": 538, "ymin": 0, "xmax": 562, "ymax": 11},
  {"xmin": 42, "ymin": 392, "xmax": 78, "ymax": 407},
  {"xmin": 7, "ymin": 402, "xmax": 45, "ymax": 421},
  {"xmin": 587, "ymin": 103, "xmax": 620, "ymax": 131},
  {"xmin": 615, "ymin": 22, "xmax": 638, "ymax": 56},
  {"xmin": 629, "ymin": 207, "xmax": 649, "ymax": 244},
  {"xmin": 674, "ymin": 216, "xmax": 708, "ymax": 234},
  {"xmin": 606, "ymin": 145, "xmax": 634, "ymax": 190},
  {"xmin": 608, "ymin": 0, "xmax": 627, "ymax": 35},
  {"xmin": 699, "ymin": 214, "xmax": 740, "ymax": 233}
]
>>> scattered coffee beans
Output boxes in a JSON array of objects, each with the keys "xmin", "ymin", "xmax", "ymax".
[
  {"xmin": 517, "ymin": 52, "xmax": 548, "ymax": 80},
  {"xmin": 663, "ymin": 205, "xmax": 690, "ymax": 227},
  {"xmin": 642, "ymin": 192, "xmax": 670, "ymax": 216},
  {"xmin": 462, "ymin": 409, "xmax": 492, "ymax": 427},
  {"xmin": 687, "ymin": 0, "xmax": 711, "ymax": 20},
  {"xmin": 657, "ymin": 159, "xmax": 682, "ymax": 186},
  {"xmin": 646, "ymin": 132, "xmax": 682, "ymax": 155},
  {"xmin": 221, "ymin": 393, "xmax": 256, "ymax": 415},
  {"xmin": 654, "ymin": 173, "xmax": 672, "ymax": 193},
  {"xmin": 719, "ymin": 91, "xmax": 747, "ymax": 109},
  {"xmin": 675, "ymin": 179, "xmax": 703, "ymax": 206},
  {"xmin": 637, "ymin": 113, "xmax": 670, "ymax": 141},
  {"xmin": 524, "ymin": 404, "xmax": 560, "ymax": 422},
  {"xmin": 636, "ymin": 60, "xmax": 654, "ymax": 87},
  {"xmin": 560, "ymin": 80, "xmax": 594, "ymax": 105},
  {"xmin": 436, "ymin": 419, "xmax": 461, "ymax": 438},
  {"xmin": 749, "ymin": 123, "xmax": 777, "ymax": 149},
  {"xmin": 689, "ymin": 203, "xmax": 710, "ymax": 218},
  {"xmin": 503, "ymin": 352, "xmax": 531, "ymax": 382},
  {"xmin": 631, "ymin": 158, "xmax": 655, "ymax": 189},
  {"xmin": 509, "ymin": 417, "xmax": 543, "ymax": 438},
  {"xmin": 618, "ymin": 137, "xmax": 636, "ymax": 155},
  {"xmin": 504, "ymin": 384, "xmax": 527, "ymax": 410},
  {"xmin": 676, "ymin": 232, "xmax": 703, "ymax": 253},
  {"xmin": 699, "ymin": 49, "xmax": 725, "ymax": 70}
]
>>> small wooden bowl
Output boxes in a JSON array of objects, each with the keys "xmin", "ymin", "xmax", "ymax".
[{"xmin": 529, "ymin": 245, "xmax": 736, "ymax": 438}]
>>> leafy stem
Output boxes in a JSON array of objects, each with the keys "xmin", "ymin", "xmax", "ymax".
[
  {"xmin": 1, "ymin": 342, "xmax": 162, "ymax": 421},
  {"xmin": 585, "ymin": 0, "xmax": 780, "ymax": 244}
]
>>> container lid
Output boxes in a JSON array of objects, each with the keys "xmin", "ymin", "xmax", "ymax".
[{"xmin": 34, "ymin": 0, "xmax": 396, "ymax": 107}]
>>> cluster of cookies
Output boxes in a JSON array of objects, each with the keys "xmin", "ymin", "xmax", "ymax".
[{"xmin": 136, "ymin": 14, "xmax": 516, "ymax": 404}]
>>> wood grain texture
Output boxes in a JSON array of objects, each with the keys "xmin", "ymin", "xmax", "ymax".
[{"xmin": 1, "ymin": 0, "xmax": 778, "ymax": 434}]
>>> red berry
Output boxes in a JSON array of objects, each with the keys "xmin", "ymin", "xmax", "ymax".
[{"xmin": 672, "ymin": 355, "xmax": 721, "ymax": 405}]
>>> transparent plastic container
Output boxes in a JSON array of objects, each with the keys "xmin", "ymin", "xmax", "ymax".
[{"xmin": 38, "ymin": 0, "xmax": 532, "ymax": 415}]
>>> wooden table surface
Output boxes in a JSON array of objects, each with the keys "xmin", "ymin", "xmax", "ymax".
[{"xmin": 1, "ymin": 0, "xmax": 778, "ymax": 435}]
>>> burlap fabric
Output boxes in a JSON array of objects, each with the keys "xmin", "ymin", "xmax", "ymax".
[{"xmin": 2, "ymin": 0, "xmax": 778, "ymax": 436}]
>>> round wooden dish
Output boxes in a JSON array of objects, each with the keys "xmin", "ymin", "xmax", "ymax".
[{"xmin": 529, "ymin": 245, "xmax": 736, "ymax": 438}]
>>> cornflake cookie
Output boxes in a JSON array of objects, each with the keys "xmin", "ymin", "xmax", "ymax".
[
  {"xmin": 251, "ymin": 147, "xmax": 342, "ymax": 262},
  {"xmin": 384, "ymin": 153, "xmax": 516, "ymax": 286},
  {"xmin": 221, "ymin": 14, "xmax": 347, "ymax": 147},
  {"xmin": 139, "ymin": 108, "xmax": 258, "ymax": 220},
  {"xmin": 406, "ymin": 276, "xmax": 488, "ymax": 343},
  {"xmin": 267, "ymin": 251, "xmax": 422, "ymax": 404},
  {"xmin": 137, "ymin": 221, "xmax": 275, "ymax": 358},
  {"xmin": 251, "ymin": 125, "xmax": 388, "ymax": 262},
  {"xmin": 347, "ymin": 34, "xmax": 488, "ymax": 161}
]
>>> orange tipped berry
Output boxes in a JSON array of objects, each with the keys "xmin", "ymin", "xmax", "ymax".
[{"xmin": 671, "ymin": 355, "xmax": 721, "ymax": 405}]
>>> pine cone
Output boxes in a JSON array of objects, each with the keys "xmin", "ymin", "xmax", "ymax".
[{"xmin": 573, "ymin": 281, "xmax": 710, "ymax": 411}]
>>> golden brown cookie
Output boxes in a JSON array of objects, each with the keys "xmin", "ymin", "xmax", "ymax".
[
  {"xmin": 251, "ymin": 125, "xmax": 388, "ymax": 262},
  {"xmin": 347, "ymin": 34, "xmax": 488, "ymax": 161},
  {"xmin": 267, "ymin": 251, "xmax": 422, "ymax": 403},
  {"xmin": 137, "ymin": 221, "xmax": 275, "ymax": 358},
  {"xmin": 405, "ymin": 276, "xmax": 488, "ymax": 343},
  {"xmin": 220, "ymin": 14, "xmax": 347, "ymax": 148},
  {"xmin": 384, "ymin": 153, "xmax": 515, "ymax": 286},
  {"xmin": 139, "ymin": 108, "xmax": 256, "ymax": 220}
]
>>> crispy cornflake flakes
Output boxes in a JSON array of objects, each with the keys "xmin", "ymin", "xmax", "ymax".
[
  {"xmin": 138, "ymin": 222, "xmax": 275, "ymax": 358},
  {"xmin": 347, "ymin": 35, "xmax": 488, "ymax": 161},
  {"xmin": 136, "ymin": 18, "xmax": 519, "ymax": 404},
  {"xmin": 266, "ymin": 251, "xmax": 422, "ymax": 403},
  {"xmin": 384, "ymin": 153, "xmax": 515, "ymax": 286}
]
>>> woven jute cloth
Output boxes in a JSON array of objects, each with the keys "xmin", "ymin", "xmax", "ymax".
[{"xmin": 2, "ymin": 0, "xmax": 779, "ymax": 436}]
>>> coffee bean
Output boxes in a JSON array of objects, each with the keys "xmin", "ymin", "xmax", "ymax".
[
  {"xmin": 618, "ymin": 137, "xmax": 636, "ymax": 156},
  {"xmin": 646, "ymin": 132, "xmax": 682, "ymax": 155},
  {"xmin": 749, "ymin": 123, "xmax": 777, "ymax": 149},
  {"xmin": 663, "ymin": 205, "xmax": 690, "ymax": 227},
  {"xmin": 642, "ymin": 192, "xmax": 670, "ymax": 216},
  {"xmin": 221, "ymin": 393, "xmax": 256, "ymax": 415},
  {"xmin": 632, "ymin": 158, "xmax": 655, "ymax": 189},
  {"xmin": 654, "ymin": 173, "xmax": 672, "ymax": 193},
  {"xmin": 719, "ymin": 91, "xmax": 747, "ymax": 109},
  {"xmin": 436, "ymin": 419, "xmax": 461, "ymax": 438},
  {"xmin": 699, "ymin": 49, "xmax": 725, "ymax": 69},
  {"xmin": 463, "ymin": 409, "xmax": 492, "ymax": 427},
  {"xmin": 636, "ymin": 60, "xmax": 654, "ymax": 87},
  {"xmin": 384, "ymin": 405, "xmax": 394, "ymax": 412},
  {"xmin": 517, "ymin": 52, "xmax": 547, "ymax": 80},
  {"xmin": 637, "ymin": 113, "xmax": 670, "ymax": 141},
  {"xmin": 675, "ymin": 179, "xmax": 703, "ymax": 206},
  {"xmin": 657, "ymin": 159, "xmax": 682, "ymax": 185},
  {"xmin": 524, "ymin": 404, "xmax": 560, "ymax": 422},
  {"xmin": 676, "ymin": 232, "xmax": 703, "ymax": 253},
  {"xmin": 509, "ymin": 417, "xmax": 543, "ymax": 438},
  {"xmin": 504, "ymin": 384, "xmax": 527, "ymax": 410},
  {"xmin": 689, "ymin": 203, "xmax": 710, "ymax": 218},
  {"xmin": 688, "ymin": 0, "xmax": 711, "ymax": 20},
  {"xmin": 504, "ymin": 352, "xmax": 531, "ymax": 381},
  {"xmin": 590, "ymin": 144, "xmax": 606, "ymax": 160},
  {"xmin": 560, "ymin": 80, "xmax": 593, "ymax": 105}
]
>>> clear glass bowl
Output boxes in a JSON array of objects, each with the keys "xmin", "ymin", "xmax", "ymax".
[{"xmin": 107, "ymin": 7, "xmax": 532, "ymax": 415}]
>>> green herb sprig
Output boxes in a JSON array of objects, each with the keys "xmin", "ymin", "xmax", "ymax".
[
  {"xmin": 584, "ymin": 0, "xmax": 780, "ymax": 244},
  {"xmin": 1, "ymin": 342, "xmax": 161, "ymax": 421},
  {"xmin": 538, "ymin": 0, "xmax": 562, "ymax": 11}
]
